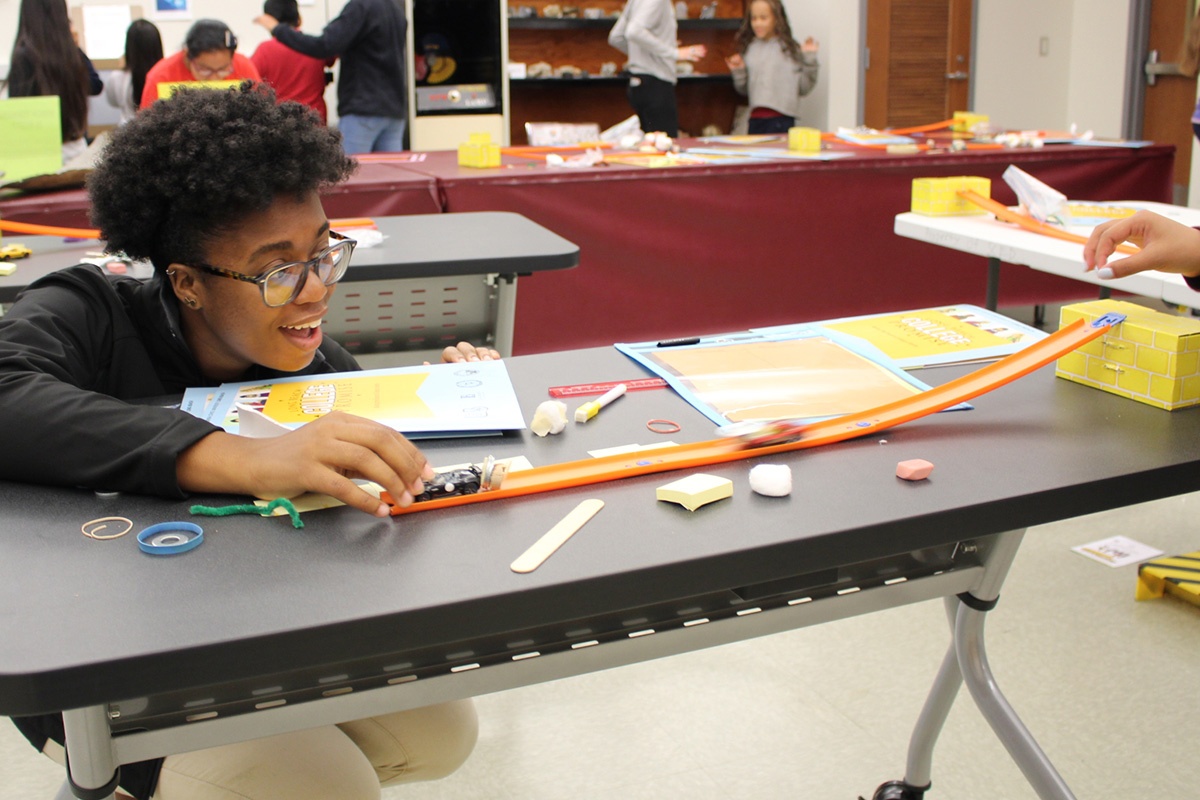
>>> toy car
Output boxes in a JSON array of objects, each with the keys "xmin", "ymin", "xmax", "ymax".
[
  {"xmin": 412, "ymin": 456, "xmax": 506, "ymax": 504},
  {"xmin": 0, "ymin": 244, "xmax": 32, "ymax": 261}
]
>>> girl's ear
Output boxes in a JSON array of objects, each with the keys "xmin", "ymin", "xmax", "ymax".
[{"xmin": 166, "ymin": 264, "xmax": 203, "ymax": 310}]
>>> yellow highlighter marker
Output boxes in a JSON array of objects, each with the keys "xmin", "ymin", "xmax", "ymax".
[{"xmin": 574, "ymin": 383, "xmax": 627, "ymax": 423}]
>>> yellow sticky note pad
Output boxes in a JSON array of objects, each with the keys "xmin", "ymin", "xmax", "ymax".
[{"xmin": 656, "ymin": 473, "xmax": 733, "ymax": 511}]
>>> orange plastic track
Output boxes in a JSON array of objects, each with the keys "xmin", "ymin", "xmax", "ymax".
[
  {"xmin": 0, "ymin": 217, "xmax": 378, "ymax": 240},
  {"xmin": 957, "ymin": 189, "xmax": 1140, "ymax": 255},
  {"xmin": 385, "ymin": 317, "xmax": 1112, "ymax": 515}
]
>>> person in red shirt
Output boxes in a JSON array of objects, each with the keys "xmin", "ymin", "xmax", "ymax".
[
  {"xmin": 140, "ymin": 18, "xmax": 260, "ymax": 109},
  {"xmin": 251, "ymin": 0, "xmax": 335, "ymax": 123}
]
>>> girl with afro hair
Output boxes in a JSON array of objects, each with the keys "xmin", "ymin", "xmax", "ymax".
[{"xmin": 2, "ymin": 84, "xmax": 484, "ymax": 800}]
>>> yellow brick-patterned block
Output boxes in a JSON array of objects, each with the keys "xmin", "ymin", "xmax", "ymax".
[
  {"xmin": 457, "ymin": 132, "xmax": 501, "ymax": 168},
  {"xmin": 788, "ymin": 126, "xmax": 821, "ymax": 153},
  {"xmin": 910, "ymin": 176, "xmax": 991, "ymax": 216},
  {"xmin": 1170, "ymin": 350, "xmax": 1200, "ymax": 377},
  {"xmin": 1116, "ymin": 367, "xmax": 1150, "ymax": 396},
  {"xmin": 952, "ymin": 111, "xmax": 989, "ymax": 133},
  {"xmin": 1136, "ymin": 346, "xmax": 1169, "ymax": 374},
  {"xmin": 1101, "ymin": 341, "xmax": 1135, "ymax": 366},
  {"xmin": 1055, "ymin": 299, "xmax": 1200, "ymax": 410}
]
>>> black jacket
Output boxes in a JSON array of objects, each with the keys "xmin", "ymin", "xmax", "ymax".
[
  {"xmin": 271, "ymin": 0, "xmax": 407, "ymax": 119},
  {"xmin": 2, "ymin": 264, "xmax": 357, "ymax": 799}
]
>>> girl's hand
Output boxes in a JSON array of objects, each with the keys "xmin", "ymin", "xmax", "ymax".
[
  {"xmin": 678, "ymin": 44, "xmax": 707, "ymax": 62},
  {"xmin": 726, "ymin": 53, "xmax": 745, "ymax": 70},
  {"xmin": 177, "ymin": 413, "xmax": 436, "ymax": 516},
  {"xmin": 802, "ymin": 37, "xmax": 820, "ymax": 54},
  {"xmin": 1083, "ymin": 210, "xmax": 1200, "ymax": 280},
  {"xmin": 441, "ymin": 342, "xmax": 501, "ymax": 363}
]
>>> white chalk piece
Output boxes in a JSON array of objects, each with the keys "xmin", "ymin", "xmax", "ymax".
[
  {"xmin": 896, "ymin": 459, "xmax": 934, "ymax": 481},
  {"xmin": 511, "ymin": 499, "xmax": 605, "ymax": 573},
  {"xmin": 530, "ymin": 400, "xmax": 568, "ymax": 436},
  {"xmin": 656, "ymin": 473, "xmax": 733, "ymax": 511},
  {"xmin": 749, "ymin": 463, "xmax": 792, "ymax": 497}
]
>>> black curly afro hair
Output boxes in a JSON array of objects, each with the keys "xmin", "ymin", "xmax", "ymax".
[{"xmin": 87, "ymin": 82, "xmax": 356, "ymax": 274}]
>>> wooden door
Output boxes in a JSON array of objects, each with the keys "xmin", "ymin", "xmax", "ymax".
[
  {"xmin": 864, "ymin": 0, "xmax": 974, "ymax": 129},
  {"xmin": 1141, "ymin": 0, "xmax": 1199, "ymax": 200}
]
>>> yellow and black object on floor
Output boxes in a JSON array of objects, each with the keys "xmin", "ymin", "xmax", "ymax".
[{"xmin": 1137, "ymin": 551, "xmax": 1200, "ymax": 607}]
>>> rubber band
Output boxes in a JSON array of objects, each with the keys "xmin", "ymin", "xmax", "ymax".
[
  {"xmin": 81, "ymin": 516, "xmax": 133, "ymax": 540},
  {"xmin": 646, "ymin": 418, "xmax": 681, "ymax": 434},
  {"xmin": 137, "ymin": 522, "xmax": 204, "ymax": 555},
  {"xmin": 189, "ymin": 497, "xmax": 304, "ymax": 528}
]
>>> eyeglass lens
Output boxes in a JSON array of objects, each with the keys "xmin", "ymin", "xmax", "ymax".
[{"xmin": 262, "ymin": 239, "xmax": 353, "ymax": 306}]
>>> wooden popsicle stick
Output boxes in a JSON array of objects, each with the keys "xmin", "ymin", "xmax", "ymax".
[{"xmin": 510, "ymin": 499, "xmax": 604, "ymax": 573}]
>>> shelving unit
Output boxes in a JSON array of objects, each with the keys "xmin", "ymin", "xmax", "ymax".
[{"xmin": 506, "ymin": 0, "xmax": 747, "ymax": 142}]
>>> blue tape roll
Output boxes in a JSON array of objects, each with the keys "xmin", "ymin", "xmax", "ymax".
[{"xmin": 137, "ymin": 522, "xmax": 204, "ymax": 555}]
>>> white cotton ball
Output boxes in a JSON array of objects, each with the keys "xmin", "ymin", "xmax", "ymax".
[
  {"xmin": 749, "ymin": 463, "xmax": 792, "ymax": 497},
  {"xmin": 530, "ymin": 400, "xmax": 568, "ymax": 436},
  {"xmin": 546, "ymin": 153, "xmax": 565, "ymax": 166}
]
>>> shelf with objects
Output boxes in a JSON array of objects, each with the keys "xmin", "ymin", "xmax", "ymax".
[{"xmin": 506, "ymin": 0, "xmax": 748, "ymax": 143}]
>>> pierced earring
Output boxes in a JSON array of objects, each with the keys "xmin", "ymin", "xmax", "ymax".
[{"xmin": 183, "ymin": 297, "xmax": 198, "ymax": 308}]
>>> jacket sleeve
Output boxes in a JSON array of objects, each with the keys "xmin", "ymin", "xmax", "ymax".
[
  {"xmin": 0, "ymin": 280, "xmax": 220, "ymax": 498},
  {"xmin": 795, "ymin": 52, "xmax": 819, "ymax": 97},
  {"xmin": 271, "ymin": 4, "xmax": 367, "ymax": 60},
  {"xmin": 608, "ymin": 9, "xmax": 629, "ymax": 54},
  {"xmin": 731, "ymin": 63, "xmax": 748, "ymax": 95},
  {"xmin": 624, "ymin": 2, "xmax": 677, "ymax": 63},
  {"xmin": 80, "ymin": 48, "xmax": 104, "ymax": 96}
]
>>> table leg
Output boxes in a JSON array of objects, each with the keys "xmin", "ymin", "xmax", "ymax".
[
  {"xmin": 871, "ymin": 530, "xmax": 1075, "ymax": 800},
  {"xmin": 490, "ymin": 273, "xmax": 516, "ymax": 357},
  {"xmin": 986, "ymin": 257, "xmax": 1001, "ymax": 311},
  {"xmin": 60, "ymin": 705, "xmax": 119, "ymax": 800}
]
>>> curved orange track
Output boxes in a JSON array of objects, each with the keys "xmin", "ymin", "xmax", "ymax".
[{"xmin": 386, "ymin": 318, "xmax": 1112, "ymax": 514}]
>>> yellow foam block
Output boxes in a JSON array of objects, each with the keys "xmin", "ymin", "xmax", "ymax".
[
  {"xmin": 656, "ymin": 473, "xmax": 733, "ymax": 512},
  {"xmin": 910, "ymin": 176, "xmax": 991, "ymax": 216},
  {"xmin": 1055, "ymin": 299, "xmax": 1200, "ymax": 410},
  {"xmin": 1136, "ymin": 550, "xmax": 1200, "ymax": 605},
  {"xmin": 457, "ymin": 132, "xmax": 501, "ymax": 168},
  {"xmin": 787, "ymin": 126, "xmax": 821, "ymax": 153},
  {"xmin": 952, "ymin": 111, "xmax": 989, "ymax": 133}
]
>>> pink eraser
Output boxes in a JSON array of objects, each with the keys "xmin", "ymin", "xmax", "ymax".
[{"xmin": 896, "ymin": 459, "xmax": 934, "ymax": 481}]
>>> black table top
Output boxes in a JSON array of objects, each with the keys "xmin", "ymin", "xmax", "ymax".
[
  {"xmin": 3, "ymin": 344, "xmax": 1199, "ymax": 717},
  {"xmin": 0, "ymin": 212, "xmax": 579, "ymax": 303}
]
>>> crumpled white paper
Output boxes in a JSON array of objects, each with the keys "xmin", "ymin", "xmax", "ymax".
[{"xmin": 1002, "ymin": 165, "xmax": 1068, "ymax": 223}]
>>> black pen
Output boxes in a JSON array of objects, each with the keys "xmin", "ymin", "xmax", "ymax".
[{"xmin": 656, "ymin": 337, "xmax": 701, "ymax": 347}]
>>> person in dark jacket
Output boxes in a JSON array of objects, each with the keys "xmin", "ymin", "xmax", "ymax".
[
  {"xmin": 1, "ymin": 84, "xmax": 480, "ymax": 800},
  {"xmin": 255, "ymin": 0, "xmax": 407, "ymax": 154}
]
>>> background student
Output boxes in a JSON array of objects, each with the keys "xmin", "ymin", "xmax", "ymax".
[
  {"xmin": 140, "ymin": 18, "xmax": 260, "ymax": 109},
  {"xmin": 104, "ymin": 19, "xmax": 164, "ymax": 124},
  {"xmin": 4, "ymin": 0, "xmax": 102, "ymax": 162},
  {"xmin": 255, "ymin": 0, "xmax": 407, "ymax": 154},
  {"xmin": 1, "ymin": 84, "xmax": 485, "ymax": 800},
  {"xmin": 608, "ymin": 0, "xmax": 707, "ymax": 137},
  {"xmin": 251, "ymin": 0, "xmax": 335, "ymax": 124},
  {"xmin": 726, "ymin": 0, "xmax": 819, "ymax": 135}
]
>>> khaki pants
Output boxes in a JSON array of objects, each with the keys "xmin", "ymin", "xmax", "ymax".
[{"xmin": 44, "ymin": 700, "xmax": 478, "ymax": 799}]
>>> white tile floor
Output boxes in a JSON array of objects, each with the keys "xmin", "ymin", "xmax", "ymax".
[
  {"xmin": 5, "ymin": 492, "xmax": 1199, "ymax": 800},
  {"xmin": 5, "ymin": 301, "xmax": 1200, "ymax": 799}
]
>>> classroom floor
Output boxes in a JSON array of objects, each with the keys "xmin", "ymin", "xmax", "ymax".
[{"xmin": 5, "ymin": 302, "xmax": 1199, "ymax": 800}]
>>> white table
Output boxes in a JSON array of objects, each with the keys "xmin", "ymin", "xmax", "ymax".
[{"xmin": 894, "ymin": 201, "xmax": 1200, "ymax": 314}]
